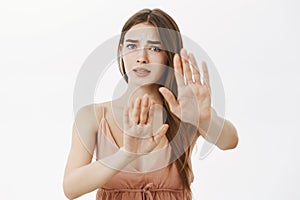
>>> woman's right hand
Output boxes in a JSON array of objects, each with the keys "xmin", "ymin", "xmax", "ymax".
[{"xmin": 122, "ymin": 94, "xmax": 169, "ymax": 155}]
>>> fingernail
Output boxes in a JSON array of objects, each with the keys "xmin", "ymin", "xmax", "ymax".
[
  {"xmin": 180, "ymin": 48, "xmax": 185, "ymax": 54},
  {"xmin": 181, "ymin": 49, "xmax": 188, "ymax": 60}
]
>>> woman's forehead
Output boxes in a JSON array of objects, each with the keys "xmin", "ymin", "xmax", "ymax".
[{"xmin": 124, "ymin": 24, "xmax": 161, "ymax": 42}]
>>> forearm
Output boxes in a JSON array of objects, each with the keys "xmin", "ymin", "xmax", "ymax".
[
  {"xmin": 63, "ymin": 149, "xmax": 138, "ymax": 199},
  {"xmin": 198, "ymin": 109, "xmax": 238, "ymax": 150}
]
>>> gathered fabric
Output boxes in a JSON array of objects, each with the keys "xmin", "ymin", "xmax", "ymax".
[{"xmin": 97, "ymin": 181, "xmax": 184, "ymax": 200}]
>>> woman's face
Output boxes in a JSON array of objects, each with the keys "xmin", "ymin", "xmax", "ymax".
[{"xmin": 121, "ymin": 23, "xmax": 168, "ymax": 86}]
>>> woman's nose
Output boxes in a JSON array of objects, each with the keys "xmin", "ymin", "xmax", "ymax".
[{"xmin": 136, "ymin": 49, "xmax": 149, "ymax": 64}]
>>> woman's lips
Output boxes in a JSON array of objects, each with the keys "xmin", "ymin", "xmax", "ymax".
[{"xmin": 133, "ymin": 68, "xmax": 151, "ymax": 77}]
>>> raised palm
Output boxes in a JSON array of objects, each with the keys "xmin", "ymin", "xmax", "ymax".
[
  {"xmin": 159, "ymin": 48, "xmax": 212, "ymax": 129},
  {"xmin": 123, "ymin": 95, "xmax": 169, "ymax": 155}
]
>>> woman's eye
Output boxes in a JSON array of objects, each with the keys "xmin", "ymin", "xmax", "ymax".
[
  {"xmin": 149, "ymin": 46, "xmax": 161, "ymax": 52},
  {"xmin": 126, "ymin": 44, "xmax": 136, "ymax": 49}
]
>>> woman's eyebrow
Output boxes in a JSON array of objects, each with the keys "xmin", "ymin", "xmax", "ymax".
[
  {"xmin": 125, "ymin": 39, "xmax": 139, "ymax": 43},
  {"xmin": 125, "ymin": 39, "xmax": 162, "ymax": 45}
]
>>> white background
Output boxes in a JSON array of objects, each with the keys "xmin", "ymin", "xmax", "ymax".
[{"xmin": 0, "ymin": 0, "xmax": 299, "ymax": 199}]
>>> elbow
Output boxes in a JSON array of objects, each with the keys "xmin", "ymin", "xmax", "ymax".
[
  {"xmin": 63, "ymin": 177, "xmax": 79, "ymax": 200},
  {"xmin": 229, "ymin": 133, "xmax": 239, "ymax": 149},
  {"xmin": 222, "ymin": 128, "xmax": 239, "ymax": 150},
  {"xmin": 64, "ymin": 192, "xmax": 74, "ymax": 200},
  {"xmin": 217, "ymin": 125, "xmax": 239, "ymax": 151},
  {"xmin": 63, "ymin": 179, "xmax": 73, "ymax": 200}
]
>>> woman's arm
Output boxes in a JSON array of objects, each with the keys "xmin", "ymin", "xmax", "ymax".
[
  {"xmin": 63, "ymin": 105, "xmax": 137, "ymax": 199},
  {"xmin": 158, "ymin": 49, "xmax": 238, "ymax": 151},
  {"xmin": 63, "ymin": 98, "xmax": 169, "ymax": 199},
  {"xmin": 63, "ymin": 144, "xmax": 137, "ymax": 199},
  {"xmin": 198, "ymin": 108, "xmax": 239, "ymax": 150}
]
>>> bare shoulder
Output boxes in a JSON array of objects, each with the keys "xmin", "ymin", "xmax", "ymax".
[
  {"xmin": 75, "ymin": 101, "xmax": 117, "ymax": 130},
  {"xmin": 74, "ymin": 103, "xmax": 103, "ymax": 132}
]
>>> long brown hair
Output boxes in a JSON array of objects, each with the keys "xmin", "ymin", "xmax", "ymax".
[{"xmin": 117, "ymin": 8, "xmax": 198, "ymax": 200}]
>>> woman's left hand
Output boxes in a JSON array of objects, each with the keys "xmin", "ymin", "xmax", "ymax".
[{"xmin": 159, "ymin": 48, "xmax": 212, "ymax": 130}]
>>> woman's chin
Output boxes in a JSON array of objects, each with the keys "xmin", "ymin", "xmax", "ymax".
[{"xmin": 128, "ymin": 78, "xmax": 162, "ymax": 88}]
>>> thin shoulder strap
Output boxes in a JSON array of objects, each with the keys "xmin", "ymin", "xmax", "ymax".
[{"xmin": 101, "ymin": 106, "xmax": 105, "ymax": 119}]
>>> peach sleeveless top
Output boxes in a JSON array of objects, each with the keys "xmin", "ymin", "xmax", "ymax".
[{"xmin": 95, "ymin": 106, "xmax": 187, "ymax": 200}]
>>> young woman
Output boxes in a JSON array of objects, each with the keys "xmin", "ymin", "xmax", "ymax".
[{"xmin": 63, "ymin": 8, "xmax": 238, "ymax": 200}]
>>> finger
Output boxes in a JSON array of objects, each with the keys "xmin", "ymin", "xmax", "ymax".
[
  {"xmin": 189, "ymin": 53, "xmax": 201, "ymax": 84},
  {"xmin": 139, "ymin": 94, "xmax": 149, "ymax": 125},
  {"xmin": 153, "ymin": 124, "xmax": 169, "ymax": 144},
  {"xmin": 158, "ymin": 87, "xmax": 179, "ymax": 112},
  {"xmin": 173, "ymin": 53, "xmax": 185, "ymax": 87},
  {"xmin": 132, "ymin": 98, "xmax": 141, "ymax": 124},
  {"xmin": 147, "ymin": 100, "xmax": 155, "ymax": 125},
  {"xmin": 181, "ymin": 48, "xmax": 193, "ymax": 84},
  {"xmin": 129, "ymin": 101, "xmax": 134, "ymax": 114},
  {"xmin": 123, "ymin": 106, "xmax": 130, "ymax": 130},
  {"xmin": 202, "ymin": 61, "xmax": 211, "ymax": 90}
]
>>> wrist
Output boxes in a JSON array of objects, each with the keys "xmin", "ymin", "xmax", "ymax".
[
  {"xmin": 199, "ymin": 109, "xmax": 225, "ymax": 143},
  {"xmin": 97, "ymin": 148, "xmax": 139, "ymax": 171},
  {"xmin": 198, "ymin": 109, "xmax": 217, "ymax": 138},
  {"xmin": 119, "ymin": 147, "xmax": 141, "ymax": 160},
  {"xmin": 198, "ymin": 109, "xmax": 213, "ymax": 129}
]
